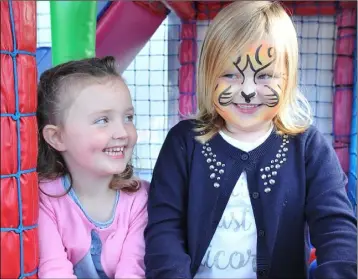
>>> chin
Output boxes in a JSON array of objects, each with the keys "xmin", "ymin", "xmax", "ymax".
[
  {"xmin": 115, "ymin": 165, "xmax": 127, "ymax": 174},
  {"xmin": 104, "ymin": 164, "xmax": 127, "ymax": 176},
  {"xmin": 229, "ymin": 119, "xmax": 267, "ymax": 132}
]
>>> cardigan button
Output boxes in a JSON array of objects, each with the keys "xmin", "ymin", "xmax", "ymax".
[
  {"xmin": 241, "ymin": 153, "xmax": 249, "ymax": 161},
  {"xmin": 258, "ymin": 229, "xmax": 265, "ymax": 237},
  {"xmin": 252, "ymin": 192, "xmax": 260, "ymax": 199},
  {"xmin": 258, "ymin": 269, "xmax": 268, "ymax": 277}
]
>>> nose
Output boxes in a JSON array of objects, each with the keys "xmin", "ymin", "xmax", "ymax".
[
  {"xmin": 241, "ymin": 91, "xmax": 256, "ymax": 103},
  {"xmin": 240, "ymin": 79, "xmax": 256, "ymax": 103},
  {"xmin": 241, "ymin": 78, "xmax": 256, "ymax": 94},
  {"xmin": 112, "ymin": 122, "xmax": 128, "ymax": 140}
]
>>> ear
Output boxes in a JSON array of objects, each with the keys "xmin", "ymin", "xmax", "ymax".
[{"xmin": 42, "ymin": 124, "xmax": 66, "ymax": 152}]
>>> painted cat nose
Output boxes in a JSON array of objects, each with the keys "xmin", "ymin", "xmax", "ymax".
[{"xmin": 241, "ymin": 91, "xmax": 256, "ymax": 103}]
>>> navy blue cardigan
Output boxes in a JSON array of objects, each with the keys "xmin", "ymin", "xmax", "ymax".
[{"xmin": 144, "ymin": 120, "xmax": 357, "ymax": 279}]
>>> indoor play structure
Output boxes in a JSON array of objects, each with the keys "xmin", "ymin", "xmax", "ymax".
[{"xmin": 1, "ymin": 1, "xmax": 357, "ymax": 278}]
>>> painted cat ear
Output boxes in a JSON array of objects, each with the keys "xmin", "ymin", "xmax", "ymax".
[
  {"xmin": 234, "ymin": 55, "xmax": 241, "ymax": 66},
  {"xmin": 255, "ymin": 44, "xmax": 263, "ymax": 65}
]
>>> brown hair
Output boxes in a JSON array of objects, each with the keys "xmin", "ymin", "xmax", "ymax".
[{"xmin": 37, "ymin": 56, "xmax": 139, "ymax": 196}]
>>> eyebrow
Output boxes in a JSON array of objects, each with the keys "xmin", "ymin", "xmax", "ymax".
[{"xmin": 90, "ymin": 107, "xmax": 134, "ymax": 116}]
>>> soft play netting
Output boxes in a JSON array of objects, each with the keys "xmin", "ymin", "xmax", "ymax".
[{"xmin": 1, "ymin": 1, "xmax": 357, "ymax": 278}]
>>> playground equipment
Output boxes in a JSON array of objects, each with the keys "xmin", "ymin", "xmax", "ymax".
[{"xmin": 1, "ymin": 1, "xmax": 356, "ymax": 278}]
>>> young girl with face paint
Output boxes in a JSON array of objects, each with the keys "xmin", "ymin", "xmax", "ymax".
[
  {"xmin": 145, "ymin": 2, "xmax": 357, "ymax": 279},
  {"xmin": 37, "ymin": 57, "xmax": 148, "ymax": 278}
]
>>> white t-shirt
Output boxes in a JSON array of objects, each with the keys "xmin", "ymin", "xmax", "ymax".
[{"xmin": 195, "ymin": 125, "xmax": 273, "ymax": 279}]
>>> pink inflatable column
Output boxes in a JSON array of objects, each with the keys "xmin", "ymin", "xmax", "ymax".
[
  {"xmin": 165, "ymin": 2, "xmax": 197, "ymax": 117},
  {"xmin": 333, "ymin": 4, "xmax": 356, "ymax": 174},
  {"xmin": 179, "ymin": 20, "xmax": 197, "ymax": 116}
]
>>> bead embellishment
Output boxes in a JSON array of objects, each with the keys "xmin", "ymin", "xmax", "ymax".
[
  {"xmin": 202, "ymin": 142, "xmax": 226, "ymax": 188},
  {"xmin": 260, "ymin": 134, "xmax": 289, "ymax": 193}
]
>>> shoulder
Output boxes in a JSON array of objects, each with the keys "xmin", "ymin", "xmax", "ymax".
[
  {"xmin": 294, "ymin": 126, "xmax": 343, "ymax": 175},
  {"xmin": 298, "ymin": 124, "xmax": 320, "ymax": 140},
  {"xmin": 121, "ymin": 180, "xmax": 149, "ymax": 209},
  {"xmin": 139, "ymin": 179, "xmax": 150, "ymax": 193},
  {"xmin": 118, "ymin": 180, "xmax": 149, "ymax": 223},
  {"xmin": 295, "ymin": 125, "xmax": 333, "ymax": 155},
  {"xmin": 162, "ymin": 119, "xmax": 199, "ymax": 154},
  {"xmin": 154, "ymin": 120, "xmax": 199, "ymax": 169},
  {"xmin": 38, "ymin": 177, "xmax": 74, "ymax": 224},
  {"xmin": 167, "ymin": 119, "xmax": 197, "ymax": 139},
  {"xmin": 294, "ymin": 125, "xmax": 318, "ymax": 142},
  {"xmin": 39, "ymin": 177, "xmax": 68, "ymax": 202}
]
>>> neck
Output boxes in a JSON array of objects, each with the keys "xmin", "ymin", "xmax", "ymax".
[
  {"xmin": 67, "ymin": 169, "xmax": 114, "ymax": 199},
  {"xmin": 224, "ymin": 121, "xmax": 273, "ymax": 142}
]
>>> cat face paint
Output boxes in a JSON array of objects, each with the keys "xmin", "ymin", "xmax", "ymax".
[{"xmin": 213, "ymin": 41, "xmax": 286, "ymax": 132}]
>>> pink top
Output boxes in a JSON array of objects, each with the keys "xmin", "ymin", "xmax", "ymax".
[{"xmin": 38, "ymin": 177, "xmax": 148, "ymax": 278}]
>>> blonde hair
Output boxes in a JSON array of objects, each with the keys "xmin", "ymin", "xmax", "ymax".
[{"xmin": 195, "ymin": 0, "xmax": 312, "ymax": 143}]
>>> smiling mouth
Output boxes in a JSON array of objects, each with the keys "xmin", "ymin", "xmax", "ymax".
[
  {"xmin": 103, "ymin": 146, "xmax": 125, "ymax": 157},
  {"xmin": 233, "ymin": 103, "xmax": 262, "ymax": 108},
  {"xmin": 232, "ymin": 103, "xmax": 262, "ymax": 114}
]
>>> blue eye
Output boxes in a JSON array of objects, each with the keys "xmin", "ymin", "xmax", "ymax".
[
  {"xmin": 94, "ymin": 117, "xmax": 109, "ymax": 124},
  {"xmin": 222, "ymin": 74, "xmax": 239, "ymax": 79},
  {"xmin": 124, "ymin": 115, "xmax": 134, "ymax": 123},
  {"xmin": 258, "ymin": 73, "xmax": 273, "ymax": 80}
]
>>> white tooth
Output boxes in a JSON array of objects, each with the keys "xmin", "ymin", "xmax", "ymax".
[
  {"xmin": 104, "ymin": 147, "xmax": 124, "ymax": 155},
  {"xmin": 239, "ymin": 104, "xmax": 255, "ymax": 108}
]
